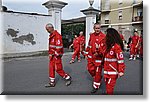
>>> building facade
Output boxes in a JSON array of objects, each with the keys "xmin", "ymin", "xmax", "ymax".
[
  {"xmin": 2, "ymin": 11, "xmax": 51, "ymax": 54},
  {"xmin": 1, "ymin": 0, "xmax": 67, "ymax": 55},
  {"xmin": 100, "ymin": 0, "xmax": 143, "ymax": 41}
]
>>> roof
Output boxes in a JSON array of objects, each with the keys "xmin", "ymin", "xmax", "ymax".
[
  {"xmin": 1, "ymin": 6, "xmax": 51, "ymax": 16},
  {"xmin": 3, "ymin": 11, "xmax": 51, "ymax": 16},
  {"xmin": 62, "ymin": 17, "xmax": 86, "ymax": 25}
]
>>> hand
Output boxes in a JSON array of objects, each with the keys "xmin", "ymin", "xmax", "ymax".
[
  {"xmin": 118, "ymin": 72, "xmax": 124, "ymax": 77},
  {"xmin": 95, "ymin": 43, "xmax": 100, "ymax": 49},
  {"xmin": 94, "ymin": 52, "xmax": 99, "ymax": 56},
  {"xmin": 58, "ymin": 54, "xmax": 63, "ymax": 58},
  {"xmin": 69, "ymin": 46, "xmax": 71, "ymax": 49},
  {"xmin": 49, "ymin": 54, "xmax": 54, "ymax": 57},
  {"xmin": 135, "ymin": 45, "xmax": 138, "ymax": 48},
  {"xmin": 80, "ymin": 47, "xmax": 83, "ymax": 51}
]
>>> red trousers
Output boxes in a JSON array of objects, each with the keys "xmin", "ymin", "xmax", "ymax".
[
  {"xmin": 49, "ymin": 56, "xmax": 69, "ymax": 82},
  {"xmin": 140, "ymin": 46, "xmax": 143, "ymax": 57},
  {"xmin": 87, "ymin": 61, "xmax": 95, "ymax": 77},
  {"xmin": 130, "ymin": 44, "xmax": 138, "ymax": 56},
  {"xmin": 87, "ymin": 60, "xmax": 102, "ymax": 89},
  {"xmin": 72, "ymin": 47, "xmax": 80, "ymax": 61},
  {"xmin": 80, "ymin": 51, "xmax": 85, "ymax": 57},
  {"xmin": 80, "ymin": 46, "xmax": 85, "ymax": 57},
  {"xmin": 105, "ymin": 77, "xmax": 117, "ymax": 95}
]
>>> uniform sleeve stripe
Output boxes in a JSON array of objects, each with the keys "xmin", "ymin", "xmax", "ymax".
[
  {"xmin": 118, "ymin": 60, "xmax": 124, "ymax": 63},
  {"xmin": 50, "ymin": 45, "xmax": 63, "ymax": 49}
]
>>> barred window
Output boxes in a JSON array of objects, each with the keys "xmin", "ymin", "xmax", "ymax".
[
  {"xmin": 137, "ymin": 8, "xmax": 143, "ymax": 16},
  {"xmin": 118, "ymin": 10, "xmax": 123, "ymax": 20},
  {"xmin": 119, "ymin": 0, "xmax": 123, "ymax": 5}
]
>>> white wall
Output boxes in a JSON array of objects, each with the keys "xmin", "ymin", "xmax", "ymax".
[
  {"xmin": 2, "ymin": 12, "xmax": 52, "ymax": 54},
  {"xmin": 0, "ymin": 0, "xmax": 2, "ymax": 11}
]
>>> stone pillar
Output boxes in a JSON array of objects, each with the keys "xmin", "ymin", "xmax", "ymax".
[
  {"xmin": 0, "ymin": 0, "xmax": 2, "ymax": 94},
  {"xmin": 42, "ymin": 0, "xmax": 68, "ymax": 33},
  {"xmin": 81, "ymin": 7, "xmax": 100, "ymax": 47}
]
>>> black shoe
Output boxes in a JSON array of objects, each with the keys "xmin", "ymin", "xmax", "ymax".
[
  {"xmin": 65, "ymin": 77, "xmax": 72, "ymax": 86},
  {"xmin": 83, "ymin": 56, "xmax": 85, "ymax": 59},
  {"xmin": 45, "ymin": 83, "xmax": 55, "ymax": 87},
  {"xmin": 91, "ymin": 88, "xmax": 98, "ymax": 93}
]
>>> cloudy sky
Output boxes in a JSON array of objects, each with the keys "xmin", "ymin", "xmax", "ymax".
[{"xmin": 2, "ymin": 0, "xmax": 100, "ymax": 20}]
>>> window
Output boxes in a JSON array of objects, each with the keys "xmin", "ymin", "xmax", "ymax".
[
  {"xmin": 104, "ymin": 0, "xmax": 110, "ymax": 10},
  {"xmin": 133, "ymin": 0, "xmax": 137, "ymax": 4},
  {"xmin": 119, "ymin": 0, "xmax": 123, "ymax": 5},
  {"xmin": 118, "ymin": 26, "xmax": 122, "ymax": 34},
  {"xmin": 118, "ymin": 0, "xmax": 123, "ymax": 8},
  {"xmin": 105, "ymin": 14, "xmax": 109, "ymax": 24},
  {"xmin": 137, "ymin": 8, "xmax": 143, "ymax": 16},
  {"xmin": 105, "ymin": 14, "xmax": 109, "ymax": 20},
  {"xmin": 119, "ymin": 16, "xmax": 122, "ymax": 20},
  {"xmin": 118, "ymin": 10, "xmax": 123, "ymax": 20}
]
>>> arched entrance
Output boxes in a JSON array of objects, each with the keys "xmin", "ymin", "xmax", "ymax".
[{"xmin": 61, "ymin": 17, "xmax": 86, "ymax": 48}]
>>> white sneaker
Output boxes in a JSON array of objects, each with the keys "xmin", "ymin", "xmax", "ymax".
[
  {"xmin": 78, "ymin": 60, "xmax": 81, "ymax": 62},
  {"xmin": 133, "ymin": 57, "xmax": 136, "ymax": 60},
  {"xmin": 137, "ymin": 55, "xmax": 140, "ymax": 58},
  {"xmin": 129, "ymin": 57, "xmax": 133, "ymax": 60}
]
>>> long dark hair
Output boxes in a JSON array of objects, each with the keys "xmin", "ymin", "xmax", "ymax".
[{"xmin": 106, "ymin": 28, "xmax": 124, "ymax": 52}]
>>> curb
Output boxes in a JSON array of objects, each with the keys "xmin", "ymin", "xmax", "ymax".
[{"xmin": 3, "ymin": 51, "xmax": 73, "ymax": 60}]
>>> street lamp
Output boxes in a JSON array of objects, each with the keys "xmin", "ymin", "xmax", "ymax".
[{"xmin": 89, "ymin": 0, "xmax": 94, "ymax": 7}]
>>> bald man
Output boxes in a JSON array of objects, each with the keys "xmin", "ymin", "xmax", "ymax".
[{"xmin": 45, "ymin": 23, "xmax": 72, "ymax": 87}]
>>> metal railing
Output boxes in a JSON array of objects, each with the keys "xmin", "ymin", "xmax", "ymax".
[{"xmin": 132, "ymin": 16, "xmax": 143, "ymax": 22}]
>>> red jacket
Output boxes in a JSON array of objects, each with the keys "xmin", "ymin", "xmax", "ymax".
[
  {"xmin": 86, "ymin": 32, "xmax": 106, "ymax": 66},
  {"xmin": 104, "ymin": 44, "xmax": 125, "ymax": 78},
  {"xmin": 139, "ymin": 36, "xmax": 143, "ymax": 48},
  {"xmin": 79, "ymin": 35, "xmax": 85, "ymax": 46},
  {"xmin": 49, "ymin": 30, "xmax": 63, "ymax": 56},
  {"xmin": 73, "ymin": 37, "xmax": 80, "ymax": 49},
  {"xmin": 131, "ymin": 35, "xmax": 140, "ymax": 46},
  {"xmin": 120, "ymin": 34, "xmax": 124, "ymax": 41}
]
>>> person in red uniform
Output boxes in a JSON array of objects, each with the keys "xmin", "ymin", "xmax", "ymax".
[
  {"xmin": 78, "ymin": 31, "xmax": 85, "ymax": 58},
  {"xmin": 69, "ymin": 34, "xmax": 81, "ymax": 64},
  {"xmin": 119, "ymin": 33, "xmax": 128, "ymax": 52},
  {"xmin": 103, "ymin": 28, "xmax": 126, "ymax": 95},
  {"xmin": 84, "ymin": 32, "xmax": 94, "ymax": 77},
  {"xmin": 45, "ymin": 23, "xmax": 72, "ymax": 87},
  {"xmin": 129, "ymin": 31, "xmax": 140, "ymax": 60},
  {"xmin": 85, "ymin": 23, "xmax": 106, "ymax": 93},
  {"xmin": 139, "ymin": 34, "xmax": 143, "ymax": 58},
  {"xmin": 84, "ymin": 33, "xmax": 94, "ymax": 77},
  {"xmin": 119, "ymin": 33, "xmax": 125, "ymax": 42}
]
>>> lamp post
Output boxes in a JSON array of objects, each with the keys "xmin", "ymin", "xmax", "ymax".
[
  {"xmin": 81, "ymin": 0, "xmax": 100, "ymax": 47},
  {"xmin": 89, "ymin": 0, "xmax": 94, "ymax": 7},
  {"xmin": 43, "ymin": 0, "xmax": 68, "ymax": 33}
]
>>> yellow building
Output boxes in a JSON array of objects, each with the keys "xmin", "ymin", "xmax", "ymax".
[{"xmin": 100, "ymin": 0, "xmax": 143, "ymax": 41}]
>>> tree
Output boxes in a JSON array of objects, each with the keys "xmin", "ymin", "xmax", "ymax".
[{"xmin": 61, "ymin": 23, "xmax": 84, "ymax": 48}]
